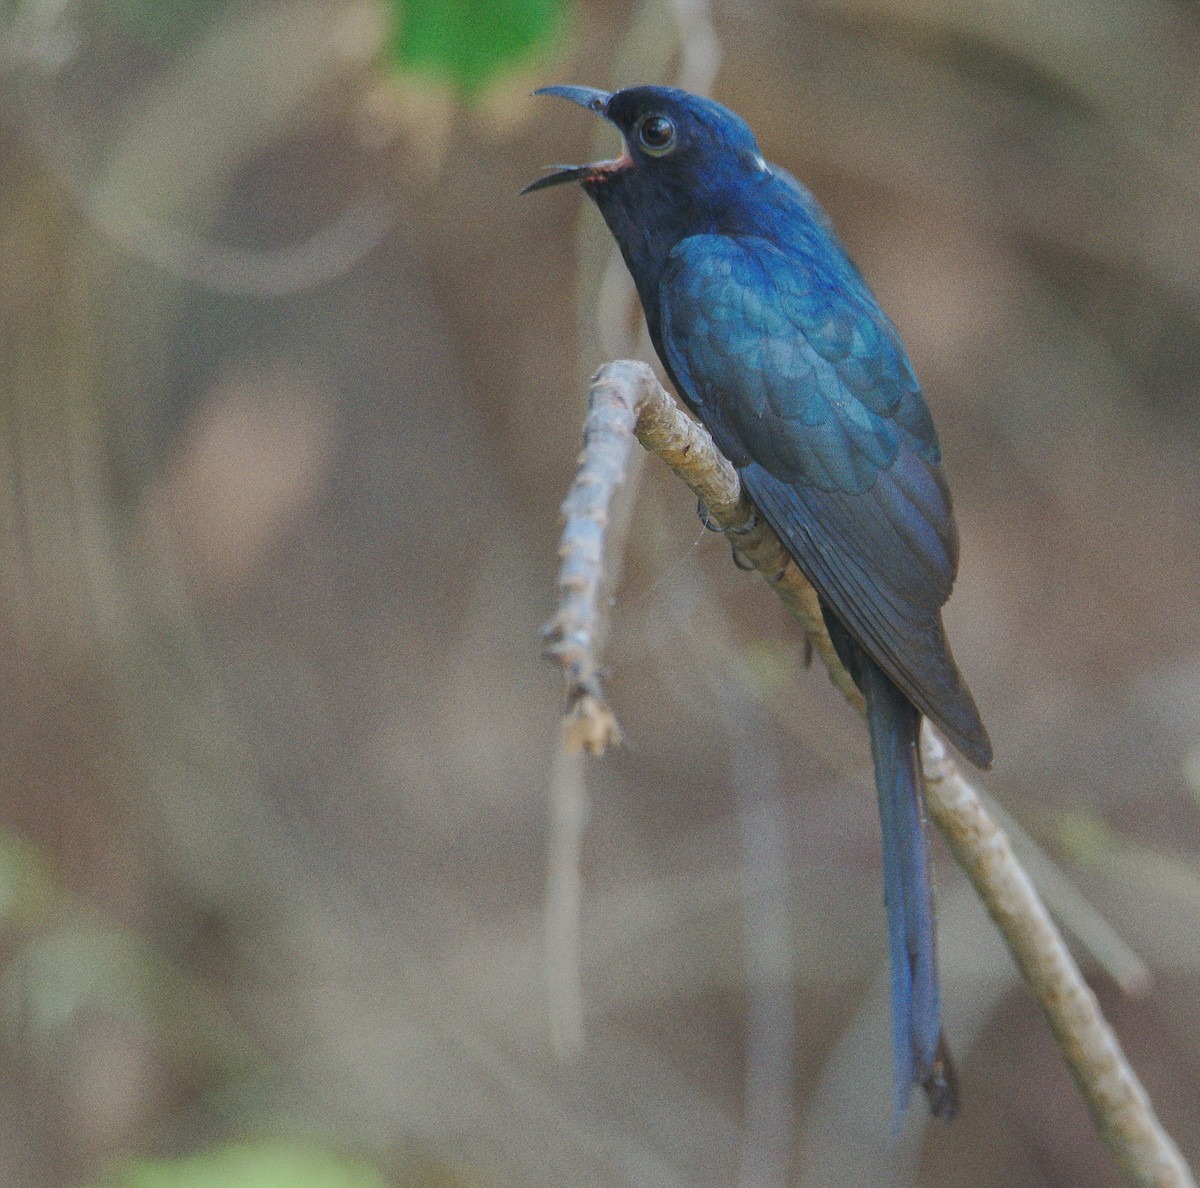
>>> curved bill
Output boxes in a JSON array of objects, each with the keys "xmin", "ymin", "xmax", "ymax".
[
  {"xmin": 521, "ymin": 85, "xmax": 616, "ymax": 195},
  {"xmin": 532, "ymin": 85, "xmax": 612, "ymax": 114}
]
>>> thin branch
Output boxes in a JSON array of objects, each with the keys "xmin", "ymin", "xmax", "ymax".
[
  {"xmin": 543, "ymin": 360, "xmax": 863, "ymax": 734},
  {"xmin": 543, "ymin": 0, "xmax": 725, "ymax": 1060},
  {"xmin": 921, "ymin": 730, "xmax": 1189, "ymax": 1188},
  {"xmin": 540, "ymin": 368, "xmax": 637, "ymax": 754},
  {"xmin": 544, "ymin": 741, "xmax": 588, "ymax": 1057},
  {"xmin": 975, "ymin": 786, "xmax": 1152, "ymax": 996},
  {"xmin": 543, "ymin": 359, "xmax": 1195, "ymax": 1188}
]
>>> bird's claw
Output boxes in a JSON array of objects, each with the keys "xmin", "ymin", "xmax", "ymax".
[
  {"xmin": 696, "ymin": 500, "xmax": 721, "ymax": 532},
  {"xmin": 729, "ymin": 507, "xmax": 758, "ymax": 536}
]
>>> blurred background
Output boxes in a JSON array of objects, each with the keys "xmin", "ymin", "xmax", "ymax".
[{"xmin": 1, "ymin": 1, "xmax": 1198, "ymax": 1185}]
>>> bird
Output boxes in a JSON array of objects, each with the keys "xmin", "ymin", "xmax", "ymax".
[{"xmin": 523, "ymin": 84, "xmax": 992, "ymax": 1120}]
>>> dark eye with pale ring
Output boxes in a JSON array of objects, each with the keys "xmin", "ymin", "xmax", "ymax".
[{"xmin": 638, "ymin": 115, "xmax": 676, "ymax": 155}]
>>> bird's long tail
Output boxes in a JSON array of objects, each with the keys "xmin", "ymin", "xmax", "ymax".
[
  {"xmin": 861, "ymin": 653, "xmax": 957, "ymax": 1120},
  {"xmin": 824, "ymin": 613, "xmax": 957, "ymax": 1120}
]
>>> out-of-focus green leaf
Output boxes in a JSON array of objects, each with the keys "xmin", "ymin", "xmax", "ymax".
[
  {"xmin": 384, "ymin": 0, "xmax": 567, "ymax": 95},
  {"xmin": 0, "ymin": 918, "xmax": 259, "ymax": 1081},
  {"xmin": 93, "ymin": 1139, "xmax": 389, "ymax": 1188}
]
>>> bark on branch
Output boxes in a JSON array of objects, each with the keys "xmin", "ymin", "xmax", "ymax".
[{"xmin": 542, "ymin": 358, "xmax": 1195, "ymax": 1188}]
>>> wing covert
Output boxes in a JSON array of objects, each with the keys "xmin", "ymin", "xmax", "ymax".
[{"xmin": 658, "ymin": 234, "xmax": 991, "ymax": 765}]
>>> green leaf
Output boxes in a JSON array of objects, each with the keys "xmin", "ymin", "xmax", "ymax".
[
  {"xmin": 384, "ymin": 0, "xmax": 568, "ymax": 95},
  {"xmin": 93, "ymin": 1139, "xmax": 389, "ymax": 1188}
]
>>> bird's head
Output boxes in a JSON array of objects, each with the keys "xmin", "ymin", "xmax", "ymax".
[{"xmin": 522, "ymin": 85, "xmax": 770, "ymax": 257}]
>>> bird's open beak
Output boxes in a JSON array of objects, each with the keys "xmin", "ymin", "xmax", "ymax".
[
  {"xmin": 521, "ymin": 85, "xmax": 624, "ymax": 195},
  {"xmin": 521, "ymin": 163, "xmax": 606, "ymax": 194}
]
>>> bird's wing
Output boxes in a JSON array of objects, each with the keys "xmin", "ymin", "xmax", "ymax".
[{"xmin": 658, "ymin": 233, "xmax": 991, "ymax": 766}]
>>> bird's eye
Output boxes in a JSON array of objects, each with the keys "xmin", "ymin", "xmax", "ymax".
[{"xmin": 638, "ymin": 115, "xmax": 676, "ymax": 156}]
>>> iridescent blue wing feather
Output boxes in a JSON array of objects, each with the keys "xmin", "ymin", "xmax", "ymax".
[{"xmin": 657, "ymin": 233, "xmax": 991, "ymax": 767}]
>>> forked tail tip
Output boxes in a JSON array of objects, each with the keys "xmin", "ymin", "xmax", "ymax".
[{"xmin": 921, "ymin": 1032, "xmax": 959, "ymax": 1120}]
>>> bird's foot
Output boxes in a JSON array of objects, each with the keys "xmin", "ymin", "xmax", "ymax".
[
  {"xmin": 730, "ymin": 545, "xmax": 756, "ymax": 571},
  {"xmin": 728, "ymin": 507, "xmax": 758, "ymax": 536}
]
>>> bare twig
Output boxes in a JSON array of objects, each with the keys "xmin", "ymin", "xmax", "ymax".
[
  {"xmin": 542, "ymin": 359, "xmax": 861, "ymax": 740},
  {"xmin": 540, "ymin": 368, "xmax": 639, "ymax": 755},
  {"xmin": 544, "ymin": 741, "xmax": 588, "ymax": 1056},
  {"xmin": 921, "ymin": 731, "xmax": 1191, "ymax": 1188},
  {"xmin": 543, "ymin": 0, "xmax": 723, "ymax": 1059},
  {"xmin": 974, "ymin": 786, "xmax": 1152, "ymax": 996},
  {"xmin": 543, "ymin": 359, "xmax": 1195, "ymax": 1188}
]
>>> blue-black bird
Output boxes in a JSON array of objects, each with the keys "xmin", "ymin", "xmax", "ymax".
[{"xmin": 524, "ymin": 84, "xmax": 992, "ymax": 1119}]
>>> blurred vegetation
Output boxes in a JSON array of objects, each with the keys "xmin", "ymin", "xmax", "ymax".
[
  {"xmin": 0, "ymin": 0, "xmax": 1198, "ymax": 1185},
  {"xmin": 112, "ymin": 0, "xmax": 234, "ymax": 44},
  {"xmin": 384, "ymin": 0, "xmax": 568, "ymax": 94},
  {"xmin": 91, "ymin": 1140, "xmax": 390, "ymax": 1188}
]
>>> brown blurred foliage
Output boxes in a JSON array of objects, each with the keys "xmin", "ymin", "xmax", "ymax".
[{"xmin": 0, "ymin": 1, "xmax": 1198, "ymax": 1185}]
